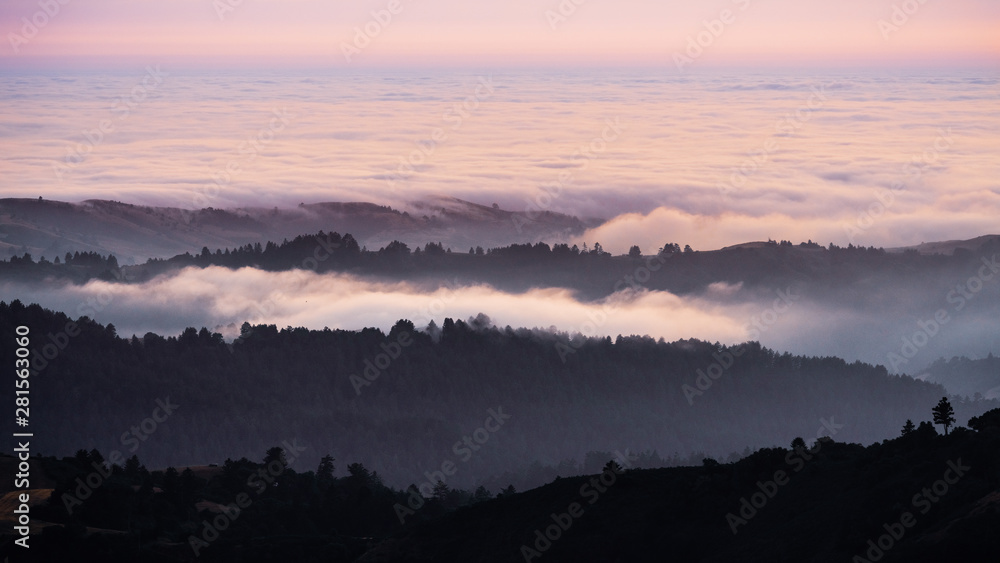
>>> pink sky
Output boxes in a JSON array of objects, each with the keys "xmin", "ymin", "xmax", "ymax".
[{"xmin": 2, "ymin": 0, "xmax": 998, "ymax": 69}]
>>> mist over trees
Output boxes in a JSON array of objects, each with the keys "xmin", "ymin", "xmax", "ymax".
[
  {"xmin": 2, "ymin": 300, "xmax": 996, "ymax": 494},
  {"xmin": 5, "ymin": 230, "xmax": 998, "ymax": 327}
]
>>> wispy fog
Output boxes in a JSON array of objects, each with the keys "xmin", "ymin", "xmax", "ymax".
[{"xmin": 4, "ymin": 264, "xmax": 997, "ymax": 376}]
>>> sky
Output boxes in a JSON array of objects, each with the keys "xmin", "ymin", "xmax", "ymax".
[{"xmin": 1, "ymin": 0, "xmax": 998, "ymax": 69}]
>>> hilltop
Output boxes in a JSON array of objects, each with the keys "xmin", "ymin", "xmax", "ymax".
[{"xmin": 0, "ymin": 197, "xmax": 598, "ymax": 263}]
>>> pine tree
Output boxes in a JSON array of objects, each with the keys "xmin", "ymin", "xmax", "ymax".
[
  {"xmin": 264, "ymin": 446, "xmax": 287, "ymax": 467},
  {"xmin": 901, "ymin": 419, "xmax": 915, "ymax": 436},
  {"xmin": 932, "ymin": 397, "xmax": 956, "ymax": 435},
  {"xmin": 432, "ymin": 480, "xmax": 450, "ymax": 502}
]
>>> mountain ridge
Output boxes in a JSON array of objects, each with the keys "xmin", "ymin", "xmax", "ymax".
[{"xmin": 0, "ymin": 197, "xmax": 599, "ymax": 263}]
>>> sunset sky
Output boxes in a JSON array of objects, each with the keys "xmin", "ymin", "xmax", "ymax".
[{"xmin": 2, "ymin": 0, "xmax": 998, "ymax": 69}]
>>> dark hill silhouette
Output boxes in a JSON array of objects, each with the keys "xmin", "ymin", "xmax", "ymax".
[
  {"xmin": 5, "ymin": 413, "xmax": 999, "ymax": 562},
  {"xmin": 2, "ymin": 301, "xmax": 997, "ymax": 493},
  {"xmin": 372, "ymin": 425, "xmax": 1000, "ymax": 563}
]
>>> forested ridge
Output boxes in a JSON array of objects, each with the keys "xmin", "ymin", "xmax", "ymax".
[
  {"xmin": 2, "ymin": 300, "xmax": 996, "ymax": 493},
  {"xmin": 2, "ymin": 232, "xmax": 998, "ymax": 301}
]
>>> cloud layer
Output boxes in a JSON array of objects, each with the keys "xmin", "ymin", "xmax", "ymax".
[
  {"xmin": 2, "ymin": 71, "xmax": 997, "ymax": 254},
  {"xmin": 4, "ymin": 264, "xmax": 998, "ymax": 376}
]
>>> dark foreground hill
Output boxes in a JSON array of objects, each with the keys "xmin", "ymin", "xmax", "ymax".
[
  {"xmin": 372, "ymin": 421, "xmax": 1000, "ymax": 563},
  {"xmin": 3, "ymin": 412, "xmax": 1000, "ymax": 562}
]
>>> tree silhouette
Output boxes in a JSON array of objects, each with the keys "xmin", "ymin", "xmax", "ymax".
[
  {"xmin": 932, "ymin": 397, "xmax": 956, "ymax": 435},
  {"xmin": 628, "ymin": 245, "xmax": 642, "ymax": 258},
  {"xmin": 968, "ymin": 408, "xmax": 1000, "ymax": 431},
  {"xmin": 264, "ymin": 446, "xmax": 287, "ymax": 467},
  {"xmin": 317, "ymin": 454, "xmax": 335, "ymax": 489},
  {"xmin": 901, "ymin": 419, "xmax": 915, "ymax": 436},
  {"xmin": 347, "ymin": 462, "xmax": 372, "ymax": 487},
  {"xmin": 432, "ymin": 480, "xmax": 450, "ymax": 502},
  {"xmin": 473, "ymin": 485, "xmax": 492, "ymax": 503},
  {"xmin": 74, "ymin": 449, "xmax": 90, "ymax": 467},
  {"xmin": 917, "ymin": 420, "xmax": 938, "ymax": 436},
  {"xmin": 659, "ymin": 243, "xmax": 680, "ymax": 255}
]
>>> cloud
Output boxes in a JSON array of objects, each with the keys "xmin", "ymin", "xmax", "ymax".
[
  {"xmin": 1, "ymin": 265, "xmax": 750, "ymax": 344},
  {"xmin": 1, "ymin": 71, "xmax": 997, "ymax": 253},
  {"xmin": 577, "ymin": 205, "xmax": 1000, "ymax": 255},
  {"xmin": 5, "ymin": 257, "xmax": 997, "ymax": 377}
]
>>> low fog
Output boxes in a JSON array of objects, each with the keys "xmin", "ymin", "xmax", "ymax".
[{"xmin": 4, "ymin": 263, "xmax": 998, "ymax": 380}]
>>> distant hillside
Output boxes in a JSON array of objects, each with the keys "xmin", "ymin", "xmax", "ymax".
[
  {"xmin": 887, "ymin": 235, "xmax": 1000, "ymax": 256},
  {"xmin": 5, "ymin": 228, "xmax": 1000, "ymax": 308},
  {"xmin": 0, "ymin": 197, "xmax": 599, "ymax": 263},
  {"xmin": 919, "ymin": 356, "xmax": 1000, "ymax": 400}
]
